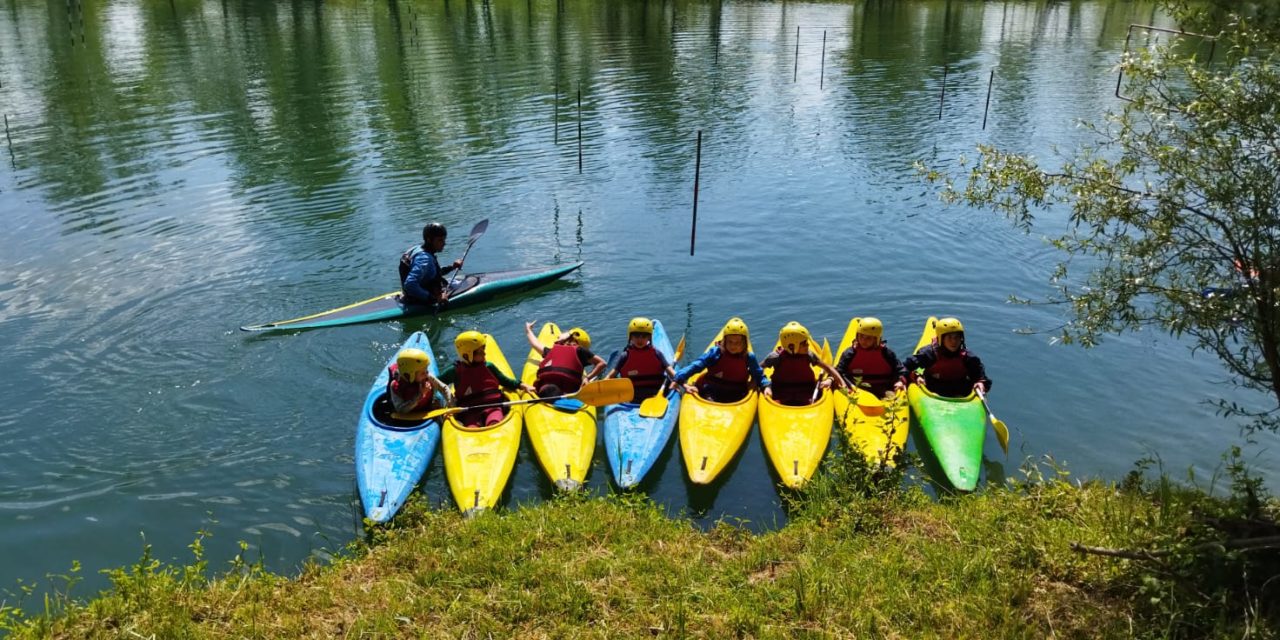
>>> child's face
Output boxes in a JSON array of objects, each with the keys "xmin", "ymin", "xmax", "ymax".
[
  {"xmin": 470, "ymin": 346, "xmax": 487, "ymax": 363},
  {"xmin": 856, "ymin": 333, "xmax": 878, "ymax": 349},
  {"xmin": 941, "ymin": 333, "xmax": 962, "ymax": 351},
  {"xmin": 723, "ymin": 335, "xmax": 746, "ymax": 353},
  {"xmin": 629, "ymin": 332, "xmax": 651, "ymax": 347}
]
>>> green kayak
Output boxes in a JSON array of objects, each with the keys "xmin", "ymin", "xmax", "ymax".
[
  {"xmin": 906, "ymin": 316, "xmax": 987, "ymax": 491},
  {"xmin": 241, "ymin": 262, "xmax": 583, "ymax": 332}
]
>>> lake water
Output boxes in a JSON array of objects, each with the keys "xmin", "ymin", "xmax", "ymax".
[{"xmin": 1, "ymin": 0, "xmax": 1270, "ymax": 603}]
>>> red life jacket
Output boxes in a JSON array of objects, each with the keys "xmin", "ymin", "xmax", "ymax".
[
  {"xmin": 843, "ymin": 346, "xmax": 895, "ymax": 392},
  {"xmin": 537, "ymin": 344, "xmax": 585, "ymax": 392},
  {"xmin": 926, "ymin": 344, "xmax": 969, "ymax": 383},
  {"xmin": 454, "ymin": 361, "xmax": 504, "ymax": 407},
  {"xmin": 770, "ymin": 352, "xmax": 816, "ymax": 405},
  {"xmin": 697, "ymin": 348, "xmax": 749, "ymax": 395},
  {"xmin": 386, "ymin": 363, "xmax": 434, "ymax": 411},
  {"xmin": 621, "ymin": 344, "xmax": 664, "ymax": 397}
]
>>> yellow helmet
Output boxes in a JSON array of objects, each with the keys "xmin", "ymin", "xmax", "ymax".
[
  {"xmin": 454, "ymin": 330, "xmax": 487, "ymax": 363},
  {"xmin": 779, "ymin": 322, "xmax": 810, "ymax": 354},
  {"xmin": 935, "ymin": 317, "xmax": 965, "ymax": 339},
  {"xmin": 396, "ymin": 348, "xmax": 431, "ymax": 379},
  {"xmin": 857, "ymin": 317, "xmax": 884, "ymax": 340},
  {"xmin": 628, "ymin": 317, "xmax": 654, "ymax": 335},
  {"xmin": 565, "ymin": 327, "xmax": 591, "ymax": 350},
  {"xmin": 723, "ymin": 317, "xmax": 749, "ymax": 340}
]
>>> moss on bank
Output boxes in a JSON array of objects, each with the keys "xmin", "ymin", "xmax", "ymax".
[{"xmin": 3, "ymin": 455, "xmax": 1277, "ymax": 638}]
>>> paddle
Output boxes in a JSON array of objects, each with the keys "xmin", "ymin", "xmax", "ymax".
[
  {"xmin": 974, "ymin": 386, "xmax": 1010, "ymax": 454},
  {"xmin": 424, "ymin": 378, "xmax": 633, "ymax": 420},
  {"xmin": 637, "ymin": 334, "xmax": 688, "ymax": 418},
  {"xmin": 447, "ymin": 218, "xmax": 490, "ymax": 287}
]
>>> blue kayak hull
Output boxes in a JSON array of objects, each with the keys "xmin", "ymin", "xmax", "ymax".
[
  {"xmin": 602, "ymin": 319, "xmax": 681, "ymax": 488},
  {"xmin": 355, "ymin": 332, "xmax": 443, "ymax": 523}
]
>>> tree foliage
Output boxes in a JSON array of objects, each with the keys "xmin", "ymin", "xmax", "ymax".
[{"xmin": 919, "ymin": 14, "xmax": 1280, "ymax": 432}]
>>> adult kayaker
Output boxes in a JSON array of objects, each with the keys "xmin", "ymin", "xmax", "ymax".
[
  {"xmin": 835, "ymin": 317, "xmax": 908, "ymax": 399},
  {"xmin": 386, "ymin": 348, "xmax": 452, "ymax": 415},
  {"xmin": 438, "ymin": 331, "xmax": 536, "ymax": 427},
  {"xmin": 606, "ymin": 317, "xmax": 679, "ymax": 401},
  {"xmin": 399, "ymin": 222, "xmax": 464, "ymax": 306},
  {"xmin": 761, "ymin": 322, "xmax": 845, "ymax": 406},
  {"xmin": 523, "ymin": 322, "xmax": 608, "ymax": 398},
  {"xmin": 676, "ymin": 317, "xmax": 769, "ymax": 403},
  {"xmin": 904, "ymin": 317, "xmax": 992, "ymax": 398}
]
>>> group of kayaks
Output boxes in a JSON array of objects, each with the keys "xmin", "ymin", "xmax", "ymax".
[{"xmin": 356, "ymin": 316, "xmax": 999, "ymax": 523}]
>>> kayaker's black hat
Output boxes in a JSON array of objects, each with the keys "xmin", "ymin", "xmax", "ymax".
[{"xmin": 422, "ymin": 222, "xmax": 447, "ymax": 242}]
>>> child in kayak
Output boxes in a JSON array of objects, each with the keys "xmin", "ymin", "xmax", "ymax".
[
  {"xmin": 761, "ymin": 322, "xmax": 845, "ymax": 406},
  {"xmin": 386, "ymin": 347, "xmax": 452, "ymax": 416},
  {"xmin": 835, "ymin": 317, "xmax": 908, "ymax": 399},
  {"xmin": 606, "ymin": 317, "xmax": 680, "ymax": 401},
  {"xmin": 438, "ymin": 331, "xmax": 535, "ymax": 427},
  {"xmin": 399, "ymin": 222, "xmax": 464, "ymax": 306},
  {"xmin": 676, "ymin": 317, "xmax": 769, "ymax": 403},
  {"xmin": 904, "ymin": 317, "xmax": 992, "ymax": 398},
  {"xmin": 524, "ymin": 322, "xmax": 608, "ymax": 398}
]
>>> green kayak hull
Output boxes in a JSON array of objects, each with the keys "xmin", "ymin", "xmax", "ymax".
[
  {"xmin": 907, "ymin": 316, "xmax": 988, "ymax": 491},
  {"xmin": 241, "ymin": 262, "xmax": 583, "ymax": 332}
]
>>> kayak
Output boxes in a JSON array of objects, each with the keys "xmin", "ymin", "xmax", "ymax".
[
  {"xmin": 520, "ymin": 322, "xmax": 597, "ymax": 491},
  {"xmin": 832, "ymin": 318, "xmax": 910, "ymax": 467},
  {"xmin": 354, "ymin": 331, "xmax": 444, "ymax": 523},
  {"xmin": 678, "ymin": 322, "xmax": 759, "ymax": 485},
  {"xmin": 906, "ymin": 316, "xmax": 987, "ymax": 491},
  {"xmin": 441, "ymin": 334, "xmax": 524, "ymax": 515},
  {"xmin": 240, "ymin": 262, "xmax": 584, "ymax": 332},
  {"xmin": 602, "ymin": 319, "xmax": 681, "ymax": 488},
  {"xmin": 757, "ymin": 334, "xmax": 834, "ymax": 489}
]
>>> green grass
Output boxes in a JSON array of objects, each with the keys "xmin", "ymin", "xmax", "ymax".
[{"xmin": 2, "ymin": 453, "xmax": 1276, "ymax": 638}]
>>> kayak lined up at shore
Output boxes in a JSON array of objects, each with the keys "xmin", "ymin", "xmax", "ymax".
[{"xmin": 356, "ymin": 315, "xmax": 1011, "ymax": 523}]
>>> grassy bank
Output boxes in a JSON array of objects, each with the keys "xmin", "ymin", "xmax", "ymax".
[{"xmin": 3, "ymin": 453, "xmax": 1277, "ymax": 638}]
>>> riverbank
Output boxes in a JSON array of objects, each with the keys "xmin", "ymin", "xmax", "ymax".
[{"xmin": 3, "ymin": 454, "xmax": 1276, "ymax": 638}]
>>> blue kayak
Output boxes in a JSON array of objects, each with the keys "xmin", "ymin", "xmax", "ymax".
[
  {"xmin": 602, "ymin": 319, "xmax": 681, "ymax": 488},
  {"xmin": 355, "ymin": 331, "xmax": 443, "ymax": 523}
]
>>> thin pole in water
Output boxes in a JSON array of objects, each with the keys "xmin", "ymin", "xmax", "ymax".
[
  {"xmin": 938, "ymin": 64, "xmax": 948, "ymax": 120},
  {"xmin": 554, "ymin": 82, "xmax": 559, "ymax": 144},
  {"xmin": 577, "ymin": 86, "xmax": 583, "ymax": 174},
  {"xmin": 690, "ymin": 130, "xmax": 702, "ymax": 256},
  {"xmin": 5, "ymin": 114, "xmax": 15, "ymax": 168},
  {"xmin": 819, "ymin": 30, "xmax": 826, "ymax": 90},
  {"xmin": 793, "ymin": 25, "xmax": 800, "ymax": 83},
  {"xmin": 982, "ymin": 69, "xmax": 994, "ymax": 130}
]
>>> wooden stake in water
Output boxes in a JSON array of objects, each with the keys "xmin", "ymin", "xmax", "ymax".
[
  {"xmin": 819, "ymin": 30, "xmax": 826, "ymax": 89},
  {"xmin": 5, "ymin": 114, "xmax": 15, "ymax": 167},
  {"xmin": 938, "ymin": 64, "xmax": 948, "ymax": 120},
  {"xmin": 554, "ymin": 82, "xmax": 559, "ymax": 144},
  {"xmin": 690, "ymin": 130, "xmax": 702, "ymax": 256},
  {"xmin": 577, "ymin": 86, "xmax": 583, "ymax": 174},
  {"xmin": 793, "ymin": 26, "xmax": 800, "ymax": 83},
  {"xmin": 982, "ymin": 69, "xmax": 994, "ymax": 130}
]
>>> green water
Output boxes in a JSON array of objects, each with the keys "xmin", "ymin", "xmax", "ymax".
[{"xmin": 0, "ymin": 0, "xmax": 1266, "ymax": 601}]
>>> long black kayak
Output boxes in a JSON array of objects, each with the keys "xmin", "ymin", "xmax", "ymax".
[{"xmin": 240, "ymin": 262, "xmax": 583, "ymax": 332}]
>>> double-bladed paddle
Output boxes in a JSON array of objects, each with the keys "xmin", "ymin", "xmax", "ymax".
[
  {"xmin": 447, "ymin": 218, "xmax": 490, "ymax": 287},
  {"xmin": 974, "ymin": 386, "xmax": 1010, "ymax": 454},
  {"xmin": 424, "ymin": 377, "xmax": 634, "ymax": 420},
  {"xmin": 637, "ymin": 334, "xmax": 687, "ymax": 418}
]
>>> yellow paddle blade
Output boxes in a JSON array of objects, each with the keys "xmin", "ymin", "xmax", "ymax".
[
  {"xmin": 424, "ymin": 406, "xmax": 464, "ymax": 420},
  {"xmin": 575, "ymin": 378, "xmax": 634, "ymax": 406},
  {"xmin": 674, "ymin": 334, "xmax": 687, "ymax": 362},
  {"xmin": 390, "ymin": 409, "xmax": 435, "ymax": 421},
  {"xmin": 821, "ymin": 338, "xmax": 832, "ymax": 365},
  {"xmin": 992, "ymin": 417, "xmax": 1010, "ymax": 454},
  {"xmin": 638, "ymin": 392, "xmax": 669, "ymax": 418}
]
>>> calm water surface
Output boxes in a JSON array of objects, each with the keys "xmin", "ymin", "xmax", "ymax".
[{"xmin": 1, "ymin": 0, "xmax": 1270, "ymax": 600}]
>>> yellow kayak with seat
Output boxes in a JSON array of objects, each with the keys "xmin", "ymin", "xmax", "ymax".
[
  {"xmin": 442, "ymin": 333, "xmax": 524, "ymax": 516},
  {"xmin": 757, "ymin": 330, "xmax": 833, "ymax": 489},
  {"xmin": 832, "ymin": 318, "xmax": 910, "ymax": 466},
  {"xmin": 679, "ymin": 320, "xmax": 759, "ymax": 485},
  {"xmin": 520, "ymin": 322, "xmax": 597, "ymax": 491}
]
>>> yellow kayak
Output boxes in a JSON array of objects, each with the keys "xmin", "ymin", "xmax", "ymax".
[
  {"xmin": 520, "ymin": 322, "xmax": 597, "ymax": 491},
  {"xmin": 679, "ymin": 323, "xmax": 759, "ymax": 485},
  {"xmin": 757, "ymin": 335, "xmax": 834, "ymax": 489},
  {"xmin": 442, "ymin": 334, "xmax": 524, "ymax": 516},
  {"xmin": 832, "ymin": 318, "xmax": 910, "ymax": 466}
]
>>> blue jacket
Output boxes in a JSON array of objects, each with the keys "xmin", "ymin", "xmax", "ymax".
[
  {"xmin": 675, "ymin": 346, "xmax": 769, "ymax": 389},
  {"xmin": 402, "ymin": 248, "xmax": 446, "ymax": 302}
]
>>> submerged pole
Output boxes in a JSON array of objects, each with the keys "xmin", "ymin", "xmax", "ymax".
[
  {"xmin": 819, "ymin": 30, "xmax": 826, "ymax": 90},
  {"xmin": 982, "ymin": 69, "xmax": 994, "ymax": 130},
  {"xmin": 554, "ymin": 82, "xmax": 559, "ymax": 144},
  {"xmin": 577, "ymin": 86, "xmax": 583, "ymax": 174},
  {"xmin": 938, "ymin": 64, "xmax": 948, "ymax": 120},
  {"xmin": 793, "ymin": 25, "xmax": 800, "ymax": 83},
  {"xmin": 5, "ymin": 114, "xmax": 15, "ymax": 167},
  {"xmin": 690, "ymin": 130, "xmax": 702, "ymax": 256}
]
